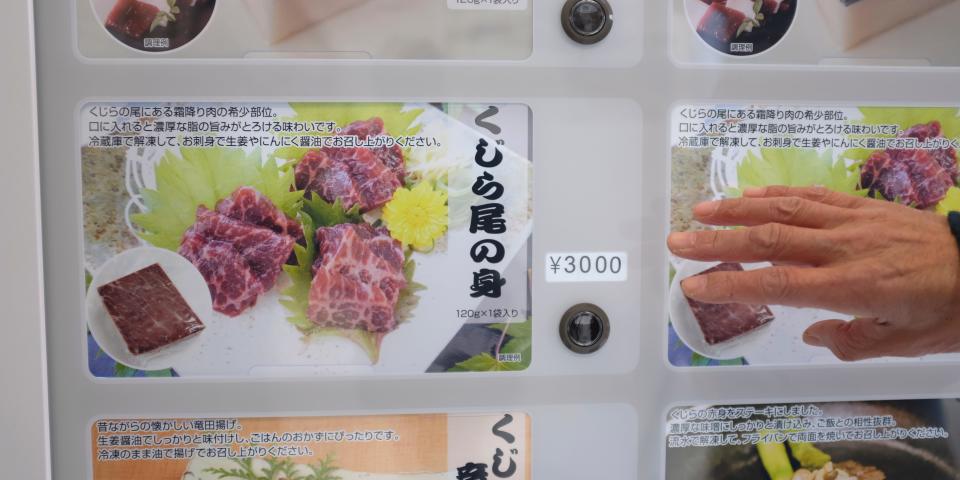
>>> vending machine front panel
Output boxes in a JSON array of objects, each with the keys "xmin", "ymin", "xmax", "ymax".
[{"xmin": 26, "ymin": 1, "xmax": 960, "ymax": 479}]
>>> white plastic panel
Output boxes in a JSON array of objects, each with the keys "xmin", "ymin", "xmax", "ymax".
[
  {"xmin": 74, "ymin": 0, "xmax": 644, "ymax": 67},
  {"xmin": 0, "ymin": 1, "xmax": 50, "ymax": 479}
]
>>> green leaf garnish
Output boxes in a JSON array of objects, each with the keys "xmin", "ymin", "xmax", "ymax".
[
  {"xmin": 302, "ymin": 195, "xmax": 362, "ymax": 228},
  {"xmin": 936, "ymin": 187, "xmax": 960, "ymax": 216},
  {"xmin": 205, "ymin": 456, "xmax": 340, "ymax": 480},
  {"xmin": 450, "ymin": 353, "xmax": 521, "ymax": 372},
  {"xmin": 131, "ymin": 147, "xmax": 302, "ymax": 251},
  {"xmin": 448, "ymin": 320, "xmax": 532, "ymax": 372},
  {"xmin": 730, "ymin": 148, "xmax": 865, "ymax": 197}
]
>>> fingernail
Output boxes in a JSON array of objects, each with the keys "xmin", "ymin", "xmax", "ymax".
[
  {"xmin": 693, "ymin": 201, "xmax": 720, "ymax": 217},
  {"xmin": 667, "ymin": 232, "xmax": 695, "ymax": 250},
  {"xmin": 681, "ymin": 275, "xmax": 706, "ymax": 295},
  {"xmin": 743, "ymin": 187, "xmax": 766, "ymax": 197},
  {"xmin": 802, "ymin": 330, "xmax": 823, "ymax": 346}
]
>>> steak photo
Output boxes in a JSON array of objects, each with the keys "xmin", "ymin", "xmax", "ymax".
[
  {"xmin": 308, "ymin": 223, "xmax": 406, "ymax": 333},
  {"xmin": 178, "ymin": 187, "xmax": 298, "ymax": 316},
  {"xmin": 860, "ymin": 121, "xmax": 959, "ymax": 208},
  {"xmin": 97, "ymin": 263, "xmax": 205, "ymax": 355},
  {"xmin": 295, "ymin": 117, "xmax": 405, "ymax": 212}
]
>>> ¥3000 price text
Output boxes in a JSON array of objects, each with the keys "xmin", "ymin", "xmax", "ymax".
[{"xmin": 545, "ymin": 252, "xmax": 627, "ymax": 283}]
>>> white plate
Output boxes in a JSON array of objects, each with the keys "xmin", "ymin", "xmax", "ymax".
[
  {"xmin": 669, "ymin": 260, "xmax": 776, "ymax": 361},
  {"xmin": 86, "ymin": 246, "xmax": 212, "ymax": 371}
]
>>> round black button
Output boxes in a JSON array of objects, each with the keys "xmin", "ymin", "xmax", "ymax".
[
  {"xmin": 567, "ymin": 311, "xmax": 603, "ymax": 347},
  {"xmin": 561, "ymin": 0, "xmax": 613, "ymax": 45},
  {"xmin": 559, "ymin": 304, "xmax": 610, "ymax": 354},
  {"xmin": 569, "ymin": 0, "xmax": 606, "ymax": 36}
]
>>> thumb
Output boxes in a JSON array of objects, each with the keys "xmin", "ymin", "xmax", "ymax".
[{"xmin": 803, "ymin": 318, "xmax": 890, "ymax": 362}]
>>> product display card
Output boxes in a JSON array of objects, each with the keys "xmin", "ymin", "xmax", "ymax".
[
  {"xmin": 666, "ymin": 399, "xmax": 960, "ymax": 479},
  {"xmin": 77, "ymin": 0, "xmax": 532, "ymax": 60},
  {"xmin": 673, "ymin": 0, "xmax": 960, "ymax": 66},
  {"xmin": 92, "ymin": 412, "xmax": 530, "ymax": 480},
  {"xmin": 80, "ymin": 102, "xmax": 531, "ymax": 378},
  {"xmin": 669, "ymin": 105, "xmax": 960, "ymax": 367}
]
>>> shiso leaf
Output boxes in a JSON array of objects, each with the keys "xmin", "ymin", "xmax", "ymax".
[
  {"xmin": 302, "ymin": 195, "xmax": 362, "ymax": 228},
  {"xmin": 131, "ymin": 147, "xmax": 302, "ymax": 251},
  {"xmin": 448, "ymin": 320, "xmax": 532, "ymax": 372},
  {"xmin": 494, "ymin": 320, "xmax": 532, "ymax": 370},
  {"xmin": 450, "ymin": 353, "xmax": 520, "ymax": 372},
  {"xmin": 936, "ymin": 187, "xmax": 960, "ymax": 216},
  {"xmin": 730, "ymin": 148, "xmax": 865, "ymax": 197}
]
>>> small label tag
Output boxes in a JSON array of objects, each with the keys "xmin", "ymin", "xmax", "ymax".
[
  {"xmin": 546, "ymin": 252, "xmax": 628, "ymax": 283},
  {"xmin": 448, "ymin": 0, "xmax": 529, "ymax": 11}
]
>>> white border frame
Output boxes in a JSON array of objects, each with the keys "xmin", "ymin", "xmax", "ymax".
[{"xmin": 0, "ymin": 0, "xmax": 51, "ymax": 478}]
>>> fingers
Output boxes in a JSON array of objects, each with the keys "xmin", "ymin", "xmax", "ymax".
[
  {"xmin": 803, "ymin": 318, "xmax": 897, "ymax": 361},
  {"xmin": 742, "ymin": 185, "xmax": 870, "ymax": 210},
  {"xmin": 681, "ymin": 265, "xmax": 849, "ymax": 311},
  {"xmin": 668, "ymin": 224, "xmax": 837, "ymax": 265},
  {"xmin": 693, "ymin": 195, "xmax": 853, "ymax": 229}
]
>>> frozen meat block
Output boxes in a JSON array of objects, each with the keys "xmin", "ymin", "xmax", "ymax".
[
  {"xmin": 97, "ymin": 263, "xmax": 205, "ymax": 355},
  {"xmin": 243, "ymin": 0, "xmax": 370, "ymax": 43},
  {"xmin": 685, "ymin": 263, "xmax": 775, "ymax": 345},
  {"xmin": 817, "ymin": 0, "xmax": 956, "ymax": 49}
]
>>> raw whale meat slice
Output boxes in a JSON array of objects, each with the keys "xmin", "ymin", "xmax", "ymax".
[
  {"xmin": 97, "ymin": 263, "xmax": 205, "ymax": 355},
  {"xmin": 901, "ymin": 121, "xmax": 959, "ymax": 183},
  {"xmin": 860, "ymin": 121, "xmax": 958, "ymax": 208},
  {"xmin": 105, "ymin": 0, "xmax": 160, "ymax": 40},
  {"xmin": 340, "ymin": 117, "xmax": 406, "ymax": 182},
  {"xmin": 294, "ymin": 117, "xmax": 405, "ymax": 212},
  {"xmin": 697, "ymin": 2, "xmax": 748, "ymax": 44},
  {"xmin": 178, "ymin": 195, "xmax": 297, "ymax": 317},
  {"xmin": 685, "ymin": 263, "xmax": 775, "ymax": 345},
  {"xmin": 330, "ymin": 147, "xmax": 401, "ymax": 212},
  {"xmin": 179, "ymin": 232, "xmax": 264, "ymax": 317},
  {"xmin": 295, "ymin": 150, "xmax": 363, "ymax": 209},
  {"xmin": 216, "ymin": 186, "xmax": 304, "ymax": 243},
  {"xmin": 185, "ymin": 208, "xmax": 294, "ymax": 292},
  {"xmin": 308, "ymin": 223, "xmax": 406, "ymax": 333}
]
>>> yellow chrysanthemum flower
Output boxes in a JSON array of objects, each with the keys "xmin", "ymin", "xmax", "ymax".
[{"xmin": 383, "ymin": 182, "xmax": 448, "ymax": 251}]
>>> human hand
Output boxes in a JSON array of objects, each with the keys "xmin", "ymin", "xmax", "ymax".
[{"xmin": 667, "ymin": 185, "xmax": 960, "ymax": 361}]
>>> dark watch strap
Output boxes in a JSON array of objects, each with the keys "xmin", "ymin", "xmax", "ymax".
[{"xmin": 948, "ymin": 212, "xmax": 960, "ymax": 248}]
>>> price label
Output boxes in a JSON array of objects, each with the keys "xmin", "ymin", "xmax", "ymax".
[
  {"xmin": 545, "ymin": 252, "xmax": 628, "ymax": 283},
  {"xmin": 447, "ymin": 0, "xmax": 529, "ymax": 11}
]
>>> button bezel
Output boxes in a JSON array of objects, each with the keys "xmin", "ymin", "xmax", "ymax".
[{"xmin": 561, "ymin": 0, "xmax": 614, "ymax": 45}]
